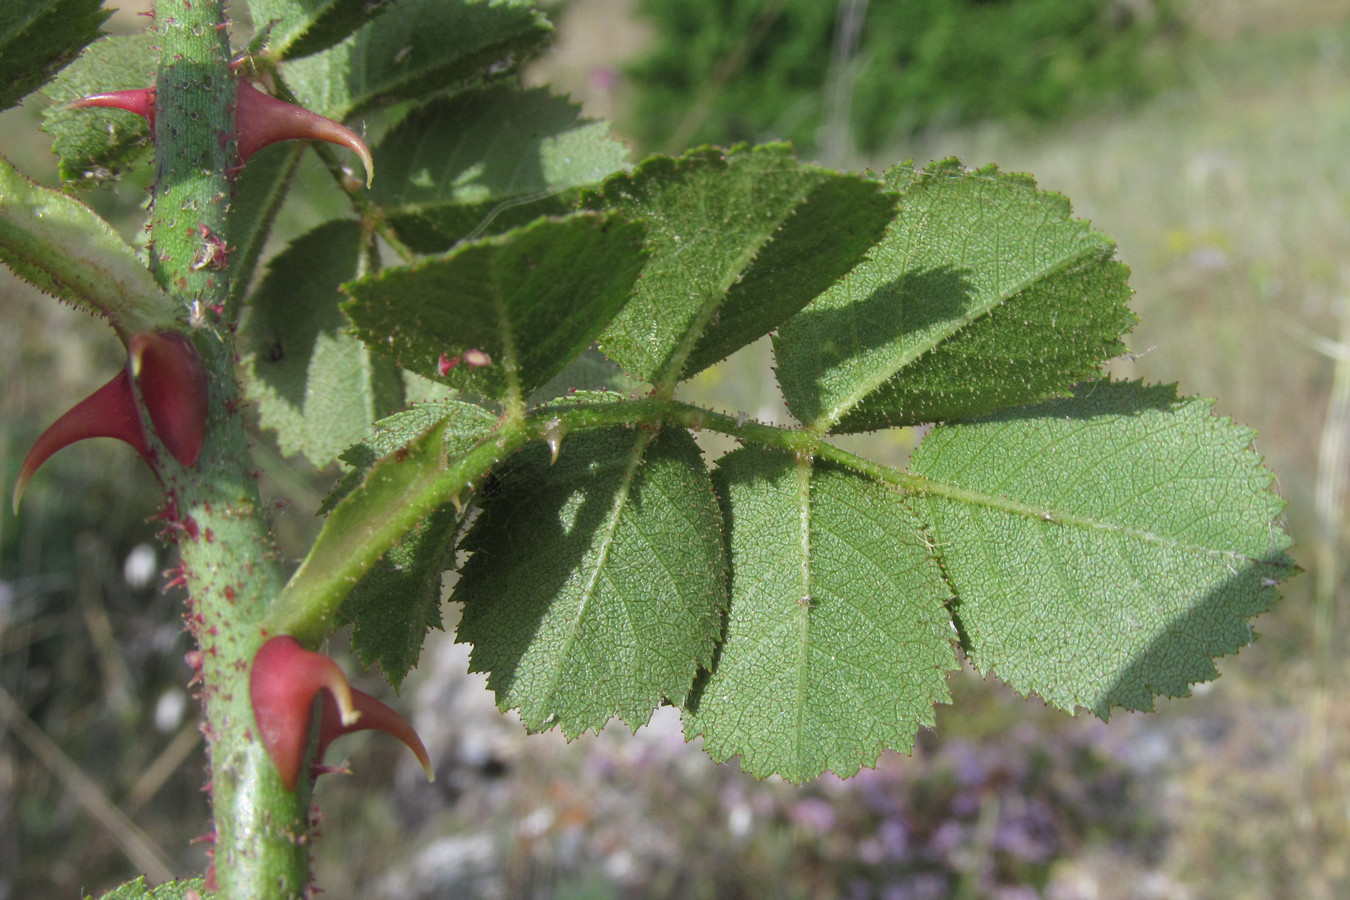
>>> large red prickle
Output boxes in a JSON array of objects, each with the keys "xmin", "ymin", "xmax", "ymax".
[
  {"xmin": 234, "ymin": 81, "xmax": 373, "ymax": 187},
  {"xmin": 66, "ymin": 81, "xmax": 373, "ymax": 186},
  {"xmin": 10, "ymin": 331, "xmax": 209, "ymax": 512},
  {"xmin": 130, "ymin": 331, "xmax": 208, "ymax": 467},
  {"xmin": 67, "ymin": 87, "xmax": 156, "ymax": 123},
  {"xmin": 11, "ymin": 369, "xmax": 149, "ymax": 512},
  {"xmin": 317, "ymin": 686, "xmax": 435, "ymax": 781},
  {"xmin": 249, "ymin": 636, "xmax": 433, "ymax": 792}
]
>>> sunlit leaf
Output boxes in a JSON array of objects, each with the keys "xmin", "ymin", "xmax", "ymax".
[
  {"xmin": 580, "ymin": 143, "xmax": 895, "ymax": 387},
  {"xmin": 911, "ymin": 380, "xmax": 1296, "ymax": 716},
  {"xmin": 774, "ymin": 160, "xmax": 1135, "ymax": 432},
  {"xmin": 455, "ymin": 426, "xmax": 727, "ymax": 737},
  {"xmin": 684, "ymin": 447, "xmax": 957, "ymax": 781},
  {"xmin": 344, "ymin": 213, "xmax": 645, "ymax": 403}
]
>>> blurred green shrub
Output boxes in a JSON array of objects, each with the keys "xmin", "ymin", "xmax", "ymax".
[{"xmin": 625, "ymin": 0, "xmax": 1184, "ymax": 157}]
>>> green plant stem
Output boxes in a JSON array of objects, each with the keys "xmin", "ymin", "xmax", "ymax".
[
  {"xmin": 151, "ymin": 1, "xmax": 313, "ymax": 896},
  {"xmin": 266, "ymin": 394, "xmax": 1087, "ymax": 643}
]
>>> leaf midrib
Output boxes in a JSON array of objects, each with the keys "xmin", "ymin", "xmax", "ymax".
[
  {"xmin": 814, "ymin": 242, "xmax": 1106, "ymax": 433},
  {"xmin": 530, "ymin": 427, "xmax": 655, "ymax": 726}
]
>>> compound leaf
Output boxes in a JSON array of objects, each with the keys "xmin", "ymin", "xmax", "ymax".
[
  {"xmin": 374, "ymin": 85, "xmax": 630, "ymax": 252},
  {"xmin": 240, "ymin": 219, "xmax": 404, "ymax": 468},
  {"xmin": 455, "ymin": 426, "xmax": 728, "ymax": 737},
  {"xmin": 774, "ymin": 160, "xmax": 1136, "ymax": 432},
  {"xmin": 344, "ymin": 213, "xmax": 645, "ymax": 403},
  {"xmin": 910, "ymin": 380, "xmax": 1296, "ymax": 717},
  {"xmin": 0, "ymin": 0, "xmax": 109, "ymax": 113},
  {"xmin": 580, "ymin": 143, "xmax": 895, "ymax": 386},
  {"xmin": 684, "ymin": 447, "xmax": 957, "ymax": 782}
]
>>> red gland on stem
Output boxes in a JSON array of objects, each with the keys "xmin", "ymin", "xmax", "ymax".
[
  {"xmin": 67, "ymin": 81, "xmax": 372, "ymax": 187},
  {"xmin": 249, "ymin": 636, "xmax": 433, "ymax": 792},
  {"xmin": 11, "ymin": 331, "xmax": 209, "ymax": 512}
]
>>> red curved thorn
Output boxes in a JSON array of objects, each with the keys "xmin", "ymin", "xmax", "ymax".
[
  {"xmin": 250, "ymin": 635, "xmax": 360, "ymax": 792},
  {"xmin": 235, "ymin": 81, "xmax": 372, "ymax": 187},
  {"xmin": 130, "ymin": 331, "xmax": 208, "ymax": 467},
  {"xmin": 317, "ymin": 687, "xmax": 435, "ymax": 784},
  {"xmin": 67, "ymin": 88, "xmax": 155, "ymax": 125},
  {"xmin": 67, "ymin": 81, "xmax": 371, "ymax": 186},
  {"xmin": 12, "ymin": 369, "xmax": 149, "ymax": 513}
]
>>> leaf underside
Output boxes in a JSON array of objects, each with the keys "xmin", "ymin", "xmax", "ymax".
[
  {"xmin": 685, "ymin": 447, "xmax": 958, "ymax": 782},
  {"xmin": 455, "ymin": 426, "xmax": 728, "ymax": 738},
  {"xmin": 911, "ymin": 380, "xmax": 1295, "ymax": 717}
]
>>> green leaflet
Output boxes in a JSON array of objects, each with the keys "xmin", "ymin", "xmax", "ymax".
[
  {"xmin": 245, "ymin": 0, "xmax": 391, "ymax": 60},
  {"xmin": 0, "ymin": 154, "xmax": 175, "ymax": 339},
  {"xmin": 685, "ymin": 447, "xmax": 957, "ymax": 782},
  {"xmin": 774, "ymin": 159, "xmax": 1136, "ymax": 432},
  {"xmin": 374, "ymin": 85, "xmax": 631, "ymax": 253},
  {"xmin": 344, "ymin": 213, "xmax": 646, "ymax": 404},
  {"xmin": 41, "ymin": 33, "xmax": 155, "ymax": 186},
  {"xmin": 0, "ymin": 0, "xmax": 109, "ymax": 113},
  {"xmin": 455, "ymin": 426, "xmax": 728, "ymax": 737},
  {"xmin": 581, "ymin": 143, "xmax": 896, "ymax": 387},
  {"xmin": 526, "ymin": 349, "xmax": 648, "ymax": 406},
  {"xmin": 285, "ymin": 0, "xmax": 552, "ymax": 121},
  {"xmin": 910, "ymin": 380, "xmax": 1296, "ymax": 717},
  {"xmin": 88, "ymin": 878, "xmax": 206, "ymax": 900},
  {"xmin": 240, "ymin": 219, "xmax": 405, "ymax": 468}
]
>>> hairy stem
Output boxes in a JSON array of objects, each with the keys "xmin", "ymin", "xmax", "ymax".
[{"xmin": 151, "ymin": 1, "xmax": 313, "ymax": 895}]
